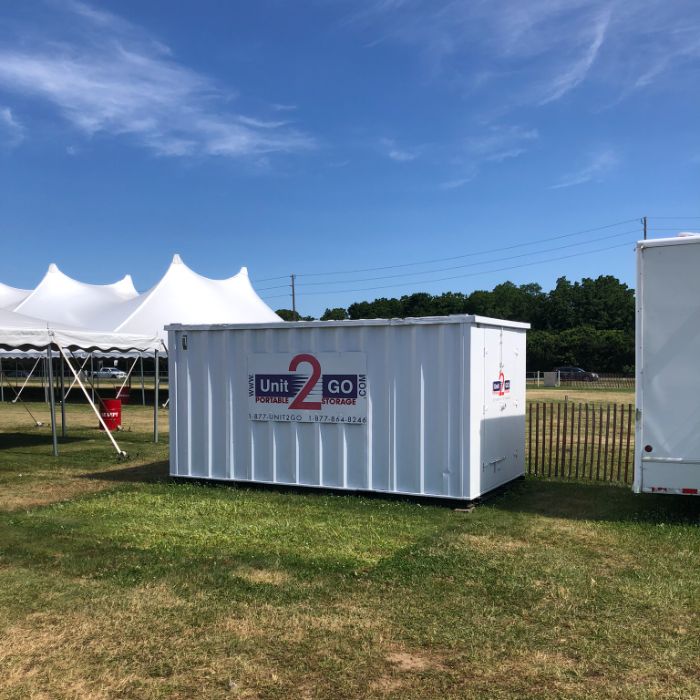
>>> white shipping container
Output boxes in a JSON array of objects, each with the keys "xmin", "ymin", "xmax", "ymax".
[
  {"xmin": 635, "ymin": 236, "xmax": 700, "ymax": 495},
  {"xmin": 167, "ymin": 315, "xmax": 529, "ymax": 500}
]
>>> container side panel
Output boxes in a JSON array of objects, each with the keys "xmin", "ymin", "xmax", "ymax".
[
  {"xmin": 639, "ymin": 243, "xmax": 700, "ymax": 492},
  {"xmin": 422, "ymin": 324, "xmax": 450, "ymax": 495},
  {"xmin": 187, "ymin": 332, "xmax": 212, "ymax": 478},
  {"xmin": 168, "ymin": 333, "xmax": 179, "ymax": 476},
  {"xmin": 368, "ymin": 326, "xmax": 392, "ymax": 492},
  {"xmin": 394, "ymin": 326, "xmax": 421, "ymax": 495},
  {"xmin": 479, "ymin": 327, "xmax": 527, "ymax": 494},
  {"xmin": 208, "ymin": 331, "xmax": 229, "ymax": 480}
]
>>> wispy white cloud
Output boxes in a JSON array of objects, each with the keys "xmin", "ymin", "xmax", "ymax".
[
  {"xmin": 380, "ymin": 137, "xmax": 419, "ymax": 162},
  {"xmin": 438, "ymin": 124, "xmax": 537, "ymax": 189},
  {"xmin": 0, "ymin": 2, "xmax": 314, "ymax": 159},
  {"xmin": 349, "ymin": 0, "xmax": 700, "ymax": 107},
  {"xmin": 0, "ymin": 106, "xmax": 24, "ymax": 146},
  {"xmin": 550, "ymin": 149, "xmax": 618, "ymax": 189},
  {"xmin": 466, "ymin": 124, "xmax": 538, "ymax": 162},
  {"xmin": 437, "ymin": 173, "xmax": 476, "ymax": 190}
]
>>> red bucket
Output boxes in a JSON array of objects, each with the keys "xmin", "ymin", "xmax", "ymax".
[{"xmin": 100, "ymin": 399, "xmax": 122, "ymax": 431}]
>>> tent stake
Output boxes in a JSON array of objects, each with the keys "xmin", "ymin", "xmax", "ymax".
[
  {"xmin": 46, "ymin": 345, "xmax": 58, "ymax": 456},
  {"xmin": 154, "ymin": 349, "xmax": 159, "ymax": 443}
]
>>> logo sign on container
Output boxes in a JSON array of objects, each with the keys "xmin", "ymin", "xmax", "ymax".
[
  {"xmin": 248, "ymin": 352, "xmax": 367, "ymax": 424},
  {"xmin": 492, "ymin": 371, "xmax": 511, "ymax": 399}
]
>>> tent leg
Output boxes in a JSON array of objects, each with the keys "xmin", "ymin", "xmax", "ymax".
[
  {"xmin": 43, "ymin": 357, "xmax": 48, "ymax": 404},
  {"xmin": 47, "ymin": 346, "xmax": 58, "ymax": 457},
  {"xmin": 60, "ymin": 354, "xmax": 66, "ymax": 437},
  {"xmin": 0, "ymin": 357, "xmax": 4, "ymax": 403},
  {"xmin": 140, "ymin": 356, "xmax": 145, "ymax": 406},
  {"xmin": 90, "ymin": 354, "xmax": 95, "ymax": 403},
  {"xmin": 153, "ymin": 349, "xmax": 159, "ymax": 443}
]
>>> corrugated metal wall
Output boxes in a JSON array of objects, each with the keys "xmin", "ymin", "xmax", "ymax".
[{"xmin": 169, "ymin": 318, "xmax": 526, "ymax": 500}]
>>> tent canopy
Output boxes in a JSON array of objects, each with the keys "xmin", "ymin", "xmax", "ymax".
[
  {"xmin": 0, "ymin": 308, "xmax": 161, "ymax": 352},
  {"xmin": 3, "ymin": 255, "xmax": 281, "ymax": 345}
]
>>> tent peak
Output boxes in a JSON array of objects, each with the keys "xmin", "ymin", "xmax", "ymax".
[
  {"xmin": 172, "ymin": 254, "xmax": 183, "ymax": 265},
  {"xmin": 238, "ymin": 266, "xmax": 249, "ymax": 277},
  {"xmin": 48, "ymin": 263, "xmax": 60, "ymax": 274}
]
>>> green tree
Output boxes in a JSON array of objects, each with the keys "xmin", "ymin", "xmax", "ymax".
[{"xmin": 321, "ymin": 307, "xmax": 349, "ymax": 321}]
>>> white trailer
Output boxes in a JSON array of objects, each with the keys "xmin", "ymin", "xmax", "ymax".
[
  {"xmin": 167, "ymin": 315, "xmax": 529, "ymax": 501},
  {"xmin": 635, "ymin": 235, "xmax": 700, "ymax": 495}
]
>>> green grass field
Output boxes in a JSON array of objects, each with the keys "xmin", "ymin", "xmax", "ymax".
[{"xmin": 0, "ymin": 402, "xmax": 699, "ymax": 699}]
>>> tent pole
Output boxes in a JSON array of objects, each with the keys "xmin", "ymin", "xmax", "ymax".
[
  {"xmin": 60, "ymin": 353, "xmax": 66, "ymax": 437},
  {"xmin": 0, "ymin": 357, "xmax": 4, "ymax": 403},
  {"xmin": 153, "ymin": 349, "xmax": 159, "ymax": 443},
  {"xmin": 115, "ymin": 356, "xmax": 140, "ymax": 403},
  {"xmin": 47, "ymin": 345, "xmax": 58, "ymax": 457},
  {"xmin": 90, "ymin": 354, "xmax": 94, "ymax": 403},
  {"xmin": 43, "ymin": 357, "xmax": 48, "ymax": 404},
  {"xmin": 56, "ymin": 343, "xmax": 126, "ymax": 457},
  {"xmin": 140, "ymin": 356, "xmax": 145, "ymax": 406},
  {"xmin": 12, "ymin": 357, "xmax": 42, "ymax": 404},
  {"xmin": 63, "ymin": 354, "xmax": 90, "ymax": 400}
]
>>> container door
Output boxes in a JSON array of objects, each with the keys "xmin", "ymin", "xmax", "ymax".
[
  {"xmin": 637, "ymin": 242, "xmax": 700, "ymax": 494},
  {"xmin": 480, "ymin": 327, "xmax": 525, "ymax": 494}
]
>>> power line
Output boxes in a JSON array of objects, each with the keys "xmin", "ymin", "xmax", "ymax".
[
  {"xmin": 293, "ymin": 218, "xmax": 638, "ymax": 277},
  {"xmin": 261, "ymin": 238, "xmax": 637, "ymax": 301},
  {"xmin": 252, "ymin": 217, "xmax": 639, "ymax": 285},
  {"xmin": 291, "ymin": 228, "xmax": 639, "ymax": 288}
]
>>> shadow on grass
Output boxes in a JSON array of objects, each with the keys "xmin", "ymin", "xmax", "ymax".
[
  {"xmin": 0, "ymin": 432, "xmax": 91, "ymax": 449},
  {"xmin": 83, "ymin": 460, "xmax": 169, "ymax": 484},
  {"xmin": 494, "ymin": 478, "xmax": 700, "ymax": 525}
]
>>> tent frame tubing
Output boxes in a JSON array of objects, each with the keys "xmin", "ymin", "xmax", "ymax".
[
  {"xmin": 115, "ymin": 356, "xmax": 140, "ymax": 402},
  {"xmin": 56, "ymin": 342, "xmax": 127, "ymax": 457},
  {"xmin": 63, "ymin": 354, "xmax": 91, "ymax": 401},
  {"xmin": 11, "ymin": 356, "xmax": 42, "ymax": 403}
]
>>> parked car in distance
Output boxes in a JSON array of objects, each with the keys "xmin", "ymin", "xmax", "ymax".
[
  {"xmin": 554, "ymin": 366, "xmax": 599, "ymax": 382},
  {"xmin": 92, "ymin": 368, "xmax": 127, "ymax": 379}
]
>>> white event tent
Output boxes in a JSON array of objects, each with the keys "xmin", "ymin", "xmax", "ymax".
[
  {"xmin": 0, "ymin": 306, "xmax": 163, "ymax": 457},
  {"xmin": 0, "ymin": 255, "xmax": 281, "ymax": 455},
  {"xmin": 0, "ymin": 282, "xmax": 30, "ymax": 310},
  {"xmin": 3, "ymin": 255, "xmax": 281, "ymax": 344}
]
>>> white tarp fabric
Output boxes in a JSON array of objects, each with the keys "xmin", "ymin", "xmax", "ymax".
[
  {"xmin": 4, "ymin": 255, "xmax": 280, "ymax": 346},
  {"xmin": 0, "ymin": 308, "xmax": 161, "ymax": 352},
  {"xmin": 0, "ymin": 282, "xmax": 30, "ymax": 310},
  {"xmin": 13, "ymin": 264, "xmax": 138, "ymax": 328}
]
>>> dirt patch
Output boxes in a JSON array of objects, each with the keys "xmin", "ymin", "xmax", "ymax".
[{"xmin": 386, "ymin": 649, "xmax": 443, "ymax": 673}]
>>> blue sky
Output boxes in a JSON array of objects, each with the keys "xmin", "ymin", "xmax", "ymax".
[{"xmin": 0, "ymin": 0, "xmax": 699, "ymax": 317}]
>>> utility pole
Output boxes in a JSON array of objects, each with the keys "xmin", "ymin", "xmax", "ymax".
[
  {"xmin": 291, "ymin": 274, "xmax": 297, "ymax": 319},
  {"xmin": 642, "ymin": 215, "xmax": 647, "ymax": 240}
]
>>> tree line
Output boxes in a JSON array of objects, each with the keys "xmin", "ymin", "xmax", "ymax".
[{"xmin": 276, "ymin": 275, "xmax": 635, "ymax": 373}]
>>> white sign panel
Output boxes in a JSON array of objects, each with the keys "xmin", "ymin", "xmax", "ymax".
[{"xmin": 248, "ymin": 352, "xmax": 367, "ymax": 424}]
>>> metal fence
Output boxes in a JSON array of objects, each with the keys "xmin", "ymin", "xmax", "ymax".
[
  {"xmin": 526, "ymin": 401, "xmax": 635, "ymax": 484},
  {"xmin": 527, "ymin": 371, "xmax": 634, "ymax": 390}
]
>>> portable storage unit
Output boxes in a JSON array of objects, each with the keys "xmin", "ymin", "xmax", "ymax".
[
  {"xmin": 167, "ymin": 315, "xmax": 529, "ymax": 500},
  {"xmin": 635, "ymin": 236, "xmax": 700, "ymax": 495}
]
